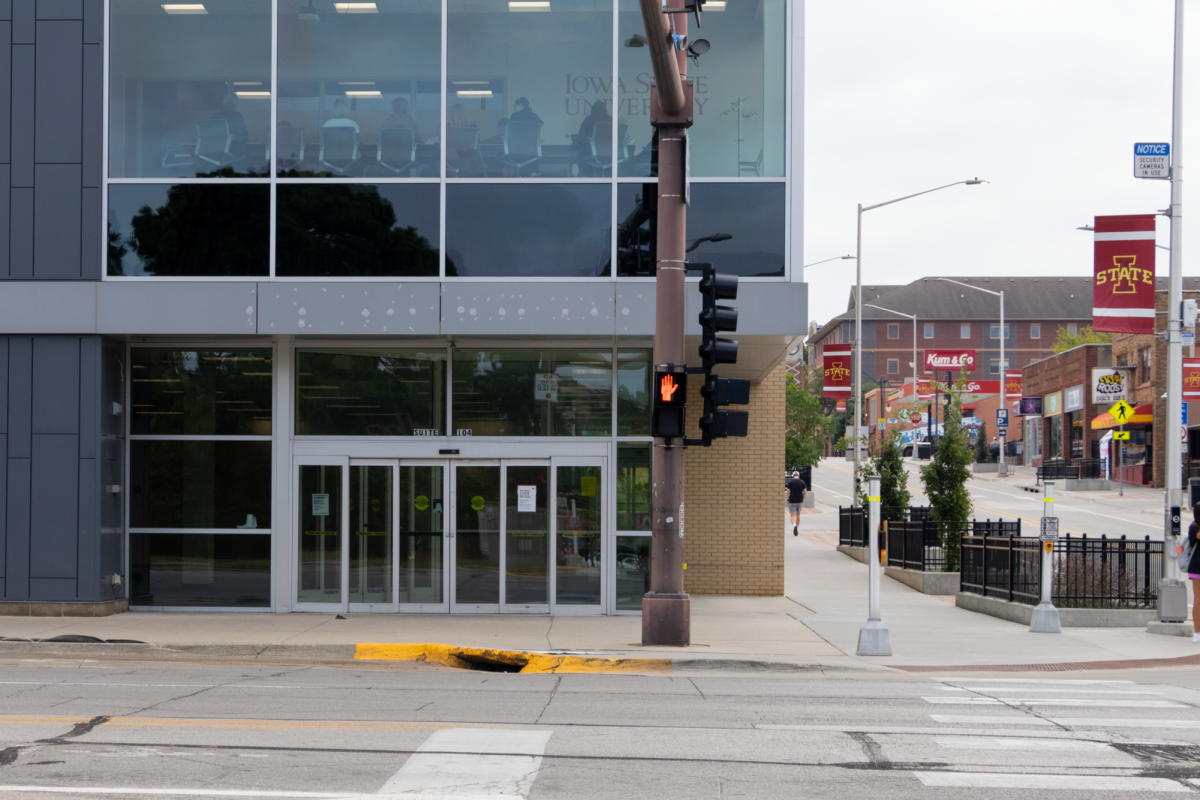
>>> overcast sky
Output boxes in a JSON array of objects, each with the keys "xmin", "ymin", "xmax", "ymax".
[{"xmin": 803, "ymin": 1, "xmax": 1198, "ymax": 327}]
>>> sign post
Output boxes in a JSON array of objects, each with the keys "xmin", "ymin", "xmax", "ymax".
[
  {"xmin": 856, "ymin": 475, "xmax": 891, "ymax": 656},
  {"xmin": 1030, "ymin": 482, "xmax": 1062, "ymax": 633}
]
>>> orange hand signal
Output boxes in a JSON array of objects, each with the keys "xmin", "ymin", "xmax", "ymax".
[{"xmin": 660, "ymin": 374, "xmax": 679, "ymax": 402}]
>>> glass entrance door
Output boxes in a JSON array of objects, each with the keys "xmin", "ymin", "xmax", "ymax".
[
  {"xmin": 452, "ymin": 464, "xmax": 502, "ymax": 611},
  {"xmin": 348, "ymin": 461, "xmax": 396, "ymax": 611},
  {"xmin": 552, "ymin": 459, "xmax": 604, "ymax": 613},
  {"xmin": 398, "ymin": 463, "xmax": 448, "ymax": 611}
]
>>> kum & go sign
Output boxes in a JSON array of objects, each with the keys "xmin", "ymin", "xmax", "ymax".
[{"xmin": 924, "ymin": 350, "xmax": 975, "ymax": 372}]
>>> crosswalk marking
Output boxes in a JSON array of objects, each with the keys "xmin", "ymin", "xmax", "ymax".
[
  {"xmin": 912, "ymin": 772, "xmax": 1189, "ymax": 792},
  {"xmin": 933, "ymin": 736, "xmax": 1112, "ymax": 752},
  {"xmin": 378, "ymin": 728, "xmax": 552, "ymax": 798},
  {"xmin": 924, "ymin": 697, "xmax": 1183, "ymax": 708},
  {"xmin": 931, "ymin": 678, "xmax": 1135, "ymax": 686},
  {"xmin": 932, "ymin": 714, "xmax": 1200, "ymax": 729},
  {"xmin": 935, "ymin": 686, "xmax": 1165, "ymax": 695}
]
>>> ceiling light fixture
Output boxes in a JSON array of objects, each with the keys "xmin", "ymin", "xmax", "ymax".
[
  {"xmin": 344, "ymin": 90, "xmax": 382, "ymax": 98},
  {"xmin": 705, "ymin": 1, "xmax": 727, "ymax": 9},
  {"xmin": 456, "ymin": 90, "xmax": 493, "ymax": 98},
  {"xmin": 509, "ymin": 1, "xmax": 551, "ymax": 11},
  {"xmin": 162, "ymin": 4, "xmax": 207, "ymax": 13},
  {"xmin": 334, "ymin": 2, "xmax": 378, "ymax": 12},
  {"xmin": 235, "ymin": 91, "xmax": 271, "ymax": 98}
]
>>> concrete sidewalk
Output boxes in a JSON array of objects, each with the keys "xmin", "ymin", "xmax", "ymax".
[{"xmin": 2, "ymin": 510, "xmax": 1198, "ymax": 669}]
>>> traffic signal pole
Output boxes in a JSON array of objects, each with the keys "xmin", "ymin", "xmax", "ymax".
[{"xmin": 639, "ymin": 0, "xmax": 693, "ymax": 646}]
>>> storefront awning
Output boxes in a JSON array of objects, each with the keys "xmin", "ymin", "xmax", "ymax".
[{"xmin": 1091, "ymin": 403, "xmax": 1153, "ymax": 430}]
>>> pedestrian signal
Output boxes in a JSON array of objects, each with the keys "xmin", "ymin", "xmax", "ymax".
[{"xmin": 652, "ymin": 370, "xmax": 687, "ymax": 439}]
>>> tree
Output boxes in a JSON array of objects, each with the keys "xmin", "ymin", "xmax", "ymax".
[
  {"xmin": 858, "ymin": 428, "xmax": 913, "ymax": 521},
  {"xmin": 785, "ymin": 376, "xmax": 832, "ymax": 468},
  {"xmin": 973, "ymin": 420, "xmax": 993, "ymax": 463},
  {"xmin": 1054, "ymin": 325, "xmax": 1111, "ymax": 354},
  {"xmin": 920, "ymin": 378, "xmax": 973, "ymax": 571}
]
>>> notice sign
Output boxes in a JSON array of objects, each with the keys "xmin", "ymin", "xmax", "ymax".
[
  {"xmin": 924, "ymin": 350, "xmax": 975, "ymax": 372},
  {"xmin": 1040, "ymin": 517, "xmax": 1059, "ymax": 541},
  {"xmin": 581, "ymin": 475, "xmax": 597, "ymax": 496},
  {"xmin": 517, "ymin": 485, "xmax": 537, "ymax": 512},
  {"xmin": 312, "ymin": 494, "xmax": 330, "ymax": 517},
  {"xmin": 535, "ymin": 373, "xmax": 559, "ymax": 402},
  {"xmin": 1134, "ymin": 142, "xmax": 1170, "ymax": 179},
  {"xmin": 823, "ymin": 343, "xmax": 852, "ymax": 399},
  {"xmin": 1093, "ymin": 214, "xmax": 1156, "ymax": 334}
]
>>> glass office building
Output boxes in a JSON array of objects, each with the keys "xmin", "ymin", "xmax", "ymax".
[{"xmin": 0, "ymin": 1, "xmax": 805, "ymax": 616}]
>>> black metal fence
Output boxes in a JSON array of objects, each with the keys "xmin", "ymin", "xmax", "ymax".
[
  {"xmin": 839, "ymin": 506, "xmax": 933, "ymax": 547},
  {"xmin": 1037, "ymin": 459, "xmax": 1105, "ymax": 483},
  {"xmin": 961, "ymin": 533, "xmax": 1163, "ymax": 608},
  {"xmin": 841, "ymin": 507, "xmax": 1018, "ymax": 566},
  {"xmin": 885, "ymin": 520, "xmax": 944, "ymax": 572}
]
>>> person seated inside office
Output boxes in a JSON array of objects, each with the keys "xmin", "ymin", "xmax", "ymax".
[
  {"xmin": 210, "ymin": 94, "xmax": 248, "ymax": 155},
  {"xmin": 323, "ymin": 98, "xmax": 360, "ymax": 133},
  {"xmin": 381, "ymin": 97, "xmax": 422, "ymax": 143},
  {"xmin": 576, "ymin": 101, "xmax": 612, "ymax": 175},
  {"xmin": 482, "ymin": 117, "xmax": 508, "ymax": 145},
  {"xmin": 510, "ymin": 97, "xmax": 543, "ymax": 125}
]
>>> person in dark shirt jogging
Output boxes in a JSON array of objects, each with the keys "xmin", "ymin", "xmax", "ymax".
[{"xmin": 785, "ymin": 471, "xmax": 807, "ymax": 537}]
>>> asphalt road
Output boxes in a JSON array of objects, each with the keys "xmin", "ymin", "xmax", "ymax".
[
  {"xmin": 810, "ymin": 458, "xmax": 1172, "ymax": 541},
  {"xmin": 4, "ymin": 656, "xmax": 1200, "ymax": 798}
]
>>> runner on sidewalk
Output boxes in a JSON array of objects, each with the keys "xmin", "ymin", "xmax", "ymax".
[{"xmin": 785, "ymin": 470, "xmax": 807, "ymax": 537}]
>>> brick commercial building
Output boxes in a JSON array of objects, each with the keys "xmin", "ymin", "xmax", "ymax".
[
  {"xmin": 1020, "ymin": 343, "xmax": 1113, "ymax": 472},
  {"xmin": 0, "ymin": 2, "xmax": 804, "ymax": 616}
]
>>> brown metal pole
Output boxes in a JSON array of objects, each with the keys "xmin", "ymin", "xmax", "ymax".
[{"xmin": 639, "ymin": 0, "xmax": 692, "ymax": 647}]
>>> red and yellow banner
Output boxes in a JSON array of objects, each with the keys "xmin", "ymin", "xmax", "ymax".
[
  {"xmin": 1184, "ymin": 358, "xmax": 1200, "ymax": 400},
  {"xmin": 1093, "ymin": 214, "xmax": 1156, "ymax": 334},
  {"xmin": 823, "ymin": 344, "xmax": 852, "ymax": 399},
  {"xmin": 1005, "ymin": 371, "xmax": 1022, "ymax": 398}
]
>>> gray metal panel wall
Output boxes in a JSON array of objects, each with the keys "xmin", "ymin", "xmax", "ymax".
[
  {"xmin": 2, "ymin": 5, "xmax": 98, "ymax": 281},
  {"xmin": 1, "ymin": 335, "xmax": 105, "ymax": 603}
]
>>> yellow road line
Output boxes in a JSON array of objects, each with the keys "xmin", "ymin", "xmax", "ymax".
[{"xmin": 354, "ymin": 643, "xmax": 671, "ymax": 674}]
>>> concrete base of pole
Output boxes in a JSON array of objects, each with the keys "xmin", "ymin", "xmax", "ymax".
[
  {"xmin": 1029, "ymin": 602, "xmax": 1062, "ymax": 633},
  {"xmin": 1157, "ymin": 579, "xmax": 1189, "ymax": 623},
  {"xmin": 641, "ymin": 593, "xmax": 691, "ymax": 647},
  {"xmin": 856, "ymin": 619, "xmax": 892, "ymax": 656}
]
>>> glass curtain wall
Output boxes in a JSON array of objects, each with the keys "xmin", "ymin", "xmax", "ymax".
[
  {"xmin": 107, "ymin": 1, "xmax": 787, "ymax": 279},
  {"xmin": 129, "ymin": 349, "xmax": 274, "ymax": 607}
]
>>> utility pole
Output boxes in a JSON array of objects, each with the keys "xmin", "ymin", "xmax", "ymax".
[{"xmin": 639, "ymin": 0, "xmax": 694, "ymax": 647}]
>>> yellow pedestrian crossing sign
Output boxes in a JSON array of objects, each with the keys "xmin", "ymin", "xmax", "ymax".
[
  {"xmin": 1110, "ymin": 399, "xmax": 1135, "ymax": 424},
  {"xmin": 1113, "ymin": 431, "xmax": 1131, "ymax": 440}
]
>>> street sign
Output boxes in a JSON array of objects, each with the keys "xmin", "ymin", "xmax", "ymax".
[
  {"xmin": 1113, "ymin": 431, "xmax": 1131, "ymax": 440},
  {"xmin": 996, "ymin": 408, "xmax": 1008, "ymax": 428},
  {"xmin": 1134, "ymin": 142, "xmax": 1170, "ymax": 179},
  {"xmin": 1185, "ymin": 331, "xmax": 1195, "ymax": 349},
  {"xmin": 1184, "ymin": 403, "xmax": 1190, "ymax": 427},
  {"xmin": 1039, "ymin": 517, "xmax": 1059, "ymax": 542},
  {"xmin": 1110, "ymin": 399, "xmax": 1135, "ymax": 425},
  {"xmin": 998, "ymin": 427, "xmax": 1007, "ymax": 438}
]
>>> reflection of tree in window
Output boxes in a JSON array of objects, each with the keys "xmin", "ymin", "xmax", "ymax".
[
  {"xmin": 107, "ymin": 223, "xmax": 128, "ymax": 276},
  {"xmin": 126, "ymin": 181, "xmax": 269, "ymax": 276},
  {"xmin": 295, "ymin": 351, "xmax": 445, "ymax": 437},
  {"xmin": 276, "ymin": 185, "xmax": 439, "ymax": 277}
]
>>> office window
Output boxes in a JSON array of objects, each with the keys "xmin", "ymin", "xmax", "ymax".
[
  {"xmin": 109, "ymin": 1, "xmax": 271, "ymax": 178},
  {"xmin": 1140, "ymin": 347, "xmax": 1152, "ymax": 383},
  {"xmin": 1030, "ymin": 324, "xmax": 1041, "ymax": 339},
  {"xmin": 130, "ymin": 441, "xmax": 273, "ymax": 529},
  {"xmin": 446, "ymin": 185, "xmax": 612, "ymax": 277},
  {"xmin": 107, "ymin": 184, "xmax": 269, "ymax": 276},
  {"xmin": 989, "ymin": 325, "xmax": 1010, "ymax": 339},
  {"xmin": 131, "ymin": 533, "xmax": 271, "ymax": 608},
  {"xmin": 617, "ymin": 444, "xmax": 651, "ymax": 531},
  {"xmin": 1117, "ymin": 353, "xmax": 1129, "ymax": 367},
  {"xmin": 618, "ymin": 0, "xmax": 786, "ymax": 178},
  {"xmin": 887, "ymin": 359, "xmax": 899, "ymax": 374},
  {"xmin": 295, "ymin": 349, "xmax": 447, "ymax": 436},
  {"xmin": 617, "ymin": 350, "xmax": 652, "ymax": 436},
  {"xmin": 888, "ymin": 324, "xmax": 899, "ymax": 340},
  {"xmin": 960, "ymin": 324, "xmax": 970, "ymax": 339},
  {"xmin": 615, "ymin": 182, "xmax": 785, "ymax": 277},
  {"xmin": 453, "ymin": 349, "xmax": 613, "ymax": 436},
  {"xmin": 1048, "ymin": 415, "xmax": 1063, "ymax": 460},
  {"xmin": 278, "ymin": 2, "xmax": 441, "ymax": 177},
  {"xmin": 276, "ymin": 184, "xmax": 440, "ymax": 277},
  {"xmin": 131, "ymin": 349, "xmax": 272, "ymax": 436},
  {"xmin": 1067, "ymin": 324, "xmax": 1078, "ymax": 336},
  {"xmin": 924, "ymin": 324, "xmax": 935, "ymax": 339},
  {"xmin": 988, "ymin": 359, "xmax": 1010, "ymax": 376},
  {"xmin": 448, "ymin": 1, "xmax": 613, "ymax": 179}
]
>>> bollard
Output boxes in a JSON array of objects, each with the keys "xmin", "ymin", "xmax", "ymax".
[
  {"xmin": 1030, "ymin": 481, "xmax": 1062, "ymax": 633},
  {"xmin": 857, "ymin": 476, "xmax": 892, "ymax": 655}
]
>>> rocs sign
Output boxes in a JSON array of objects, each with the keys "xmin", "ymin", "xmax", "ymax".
[
  {"xmin": 924, "ymin": 350, "xmax": 975, "ymax": 372},
  {"xmin": 1091, "ymin": 367, "xmax": 1132, "ymax": 404}
]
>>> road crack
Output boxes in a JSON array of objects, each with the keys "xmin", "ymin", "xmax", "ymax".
[{"xmin": 535, "ymin": 676, "xmax": 562, "ymax": 724}]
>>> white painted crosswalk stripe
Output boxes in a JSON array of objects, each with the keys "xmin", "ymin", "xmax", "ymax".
[
  {"xmin": 933, "ymin": 736, "xmax": 1113, "ymax": 752},
  {"xmin": 929, "ymin": 715, "xmax": 1054, "ymax": 725},
  {"xmin": 912, "ymin": 772, "xmax": 1189, "ymax": 792},
  {"xmin": 932, "ymin": 714, "xmax": 1200, "ymax": 729},
  {"xmin": 931, "ymin": 678, "xmax": 1135, "ymax": 685},
  {"xmin": 924, "ymin": 697, "xmax": 1184, "ymax": 708},
  {"xmin": 935, "ymin": 686, "xmax": 1165, "ymax": 695},
  {"xmin": 378, "ymin": 728, "xmax": 552, "ymax": 798}
]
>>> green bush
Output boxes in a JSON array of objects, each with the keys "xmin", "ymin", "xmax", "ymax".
[{"xmin": 921, "ymin": 384, "xmax": 973, "ymax": 571}]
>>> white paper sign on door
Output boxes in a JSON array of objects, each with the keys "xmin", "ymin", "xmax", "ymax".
[
  {"xmin": 534, "ymin": 373, "xmax": 558, "ymax": 402},
  {"xmin": 312, "ymin": 494, "xmax": 330, "ymax": 516},
  {"xmin": 517, "ymin": 485, "xmax": 537, "ymax": 512}
]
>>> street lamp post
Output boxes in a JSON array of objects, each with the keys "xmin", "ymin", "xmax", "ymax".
[
  {"xmin": 853, "ymin": 181, "xmax": 988, "ymax": 499},
  {"xmin": 936, "ymin": 278, "xmax": 1007, "ymax": 476},
  {"xmin": 864, "ymin": 304, "xmax": 918, "ymax": 420}
]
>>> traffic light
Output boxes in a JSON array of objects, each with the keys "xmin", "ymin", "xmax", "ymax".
[
  {"xmin": 698, "ymin": 268, "xmax": 739, "ymax": 369},
  {"xmin": 694, "ymin": 264, "xmax": 749, "ymax": 444},
  {"xmin": 652, "ymin": 370, "xmax": 687, "ymax": 439}
]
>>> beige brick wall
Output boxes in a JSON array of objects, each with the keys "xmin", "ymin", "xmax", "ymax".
[{"xmin": 681, "ymin": 363, "xmax": 786, "ymax": 595}]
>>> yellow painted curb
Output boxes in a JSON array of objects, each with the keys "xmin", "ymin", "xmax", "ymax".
[{"xmin": 354, "ymin": 643, "xmax": 671, "ymax": 674}]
